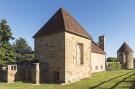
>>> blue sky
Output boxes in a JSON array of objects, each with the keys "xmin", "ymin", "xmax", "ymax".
[{"xmin": 0, "ymin": 0, "xmax": 135, "ymax": 57}]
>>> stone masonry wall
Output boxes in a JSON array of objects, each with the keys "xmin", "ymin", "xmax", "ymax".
[
  {"xmin": 127, "ymin": 52, "xmax": 134, "ymax": 69},
  {"xmin": 35, "ymin": 32, "xmax": 65, "ymax": 83},
  {"xmin": 0, "ymin": 63, "xmax": 40, "ymax": 84},
  {"xmin": 7, "ymin": 65, "xmax": 17, "ymax": 83},
  {"xmin": 65, "ymin": 32, "xmax": 91, "ymax": 83},
  {"xmin": 0, "ymin": 65, "xmax": 7, "ymax": 82}
]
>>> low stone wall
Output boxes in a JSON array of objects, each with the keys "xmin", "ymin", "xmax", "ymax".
[
  {"xmin": 0, "ymin": 63, "xmax": 40, "ymax": 84},
  {"xmin": 0, "ymin": 65, "xmax": 7, "ymax": 82}
]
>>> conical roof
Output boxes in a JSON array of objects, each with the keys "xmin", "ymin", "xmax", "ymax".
[
  {"xmin": 33, "ymin": 8, "xmax": 92, "ymax": 39},
  {"xmin": 118, "ymin": 42, "xmax": 133, "ymax": 53}
]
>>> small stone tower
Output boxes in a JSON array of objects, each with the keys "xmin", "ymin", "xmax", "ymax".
[{"xmin": 117, "ymin": 42, "xmax": 134, "ymax": 69}]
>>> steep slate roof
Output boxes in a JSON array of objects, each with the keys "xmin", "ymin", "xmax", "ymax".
[
  {"xmin": 33, "ymin": 8, "xmax": 92, "ymax": 39},
  {"xmin": 118, "ymin": 42, "xmax": 133, "ymax": 53},
  {"xmin": 91, "ymin": 41, "xmax": 105, "ymax": 54}
]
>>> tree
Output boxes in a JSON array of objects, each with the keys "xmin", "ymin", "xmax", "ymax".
[
  {"xmin": 107, "ymin": 57, "xmax": 118, "ymax": 62},
  {"xmin": 13, "ymin": 37, "xmax": 31, "ymax": 51},
  {"xmin": 0, "ymin": 19, "xmax": 14, "ymax": 47},
  {"xmin": 0, "ymin": 19, "xmax": 14, "ymax": 64},
  {"xmin": 0, "ymin": 43, "xmax": 14, "ymax": 63},
  {"xmin": 13, "ymin": 37, "xmax": 34, "ymax": 62}
]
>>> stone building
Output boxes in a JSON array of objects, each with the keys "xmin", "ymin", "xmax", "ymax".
[
  {"xmin": 0, "ymin": 8, "xmax": 106, "ymax": 84},
  {"xmin": 33, "ymin": 8, "xmax": 106, "ymax": 83},
  {"xmin": 117, "ymin": 42, "xmax": 134, "ymax": 69}
]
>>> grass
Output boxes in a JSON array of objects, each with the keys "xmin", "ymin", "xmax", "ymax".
[{"xmin": 0, "ymin": 70, "xmax": 135, "ymax": 89}]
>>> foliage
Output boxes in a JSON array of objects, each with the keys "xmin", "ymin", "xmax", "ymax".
[
  {"xmin": 107, "ymin": 57, "xmax": 118, "ymax": 62},
  {"xmin": 13, "ymin": 37, "xmax": 34, "ymax": 62},
  {"xmin": 0, "ymin": 43, "xmax": 15, "ymax": 65},
  {"xmin": 107, "ymin": 62, "xmax": 122, "ymax": 71},
  {"xmin": 15, "ymin": 53, "xmax": 34, "ymax": 62},
  {"xmin": 0, "ymin": 47, "xmax": 6, "ymax": 64},
  {"xmin": 13, "ymin": 37, "xmax": 31, "ymax": 51},
  {"xmin": 0, "ymin": 19, "xmax": 14, "ymax": 47},
  {"xmin": 0, "ymin": 19, "xmax": 14, "ymax": 64}
]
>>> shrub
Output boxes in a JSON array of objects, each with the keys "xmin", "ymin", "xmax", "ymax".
[
  {"xmin": 107, "ymin": 62, "xmax": 122, "ymax": 71},
  {"xmin": 107, "ymin": 57, "xmax": 118, "ymax": 62}
]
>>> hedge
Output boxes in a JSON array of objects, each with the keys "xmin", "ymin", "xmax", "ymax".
[{"xmin": 106, "ymin": 62, "xmax": 122, "ymax": 71}]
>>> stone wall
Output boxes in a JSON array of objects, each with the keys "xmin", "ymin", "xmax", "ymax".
[
  {"xmin": 31, "ymin": 63, "xmax": 40, "ymax": 84},
  {"xmin": 65, "ymin": 32, "xmax": 91, "ymax": 83},
  {"xmin": 91, "ymin": 53, "xmax": 105, "ymax": 73},
  {"xmin": 0, "ymin": 63, "xmax": 40, "ymax": 84},
  {"xmin": 117, "ymin": 52, "xmax": 134, "ymax": 69},
  {"xmin": 35, "ymin": 32, "xmax": 65, "ymax": 83},
  {"xmin": 7, "ymin": 65, "xmax": 18, "ymax": 83},
  {"xmin": 0, "ymin": 64, "xmax": 22, "ymax": 83},
  {"xmin": 0, "ymin": 65, "xmax": 7, "ymax": 82},
  {"xmin": 126, "ymin": 52, "xmax": 134, "ymax": 69}
]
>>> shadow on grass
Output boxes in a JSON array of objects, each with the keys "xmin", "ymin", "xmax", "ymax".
[
  {"xmin": 129, "ymin": 77, "xmax": 135, "ymax": 89},
  {"xmin": 89, "ymin": 71, "xmax": 134, "ymax": 89},
  {"xmin": 109, "ymin": 73, "xmax": 135, "ymax": 89}
]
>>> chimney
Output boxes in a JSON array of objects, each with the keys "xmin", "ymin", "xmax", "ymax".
[{"xmin": 98, "ymin": 35, "xmax": 105, "ymax": 50}]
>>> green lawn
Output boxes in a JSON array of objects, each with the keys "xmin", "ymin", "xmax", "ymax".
[{"xmin": 0, "ymin": 70, "xmax": 135, "ymax": 89}]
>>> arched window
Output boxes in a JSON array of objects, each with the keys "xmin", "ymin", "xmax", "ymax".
[{"xmin": 118, "ymin": 52, "xmax": 126, "ymax": 64}]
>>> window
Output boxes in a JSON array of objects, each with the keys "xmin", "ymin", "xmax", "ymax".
[
  {"xmin": 77, "ymin": 43, "xmax": 84, "ymax": 65},
  {"xmin": 50, "ymin": 54, "xmax": 56, "ymax": 59},
  {"xmin": 95, "ymin": 66, "xmax": 98, "ymax": 70},
  {"xmin": 11, "ymin": 65, "xmax": 17, "ymax": 70},
  {"xmin": 11, "ymin": 66, "xmax": 14, "ymax": 70},
  {"xmin": 101, "ymin": 66, "xmax": 103, "ymax": 69},
  {"xmin": 53, "ymin": 71, "xmax": 60, "ymax": 83},
  {"xmin": 42, "ymin": 63, "xmax": 48, "ymax": 72},
  {"xmin": 118, "ymin": 52, "xmax": 126, "ymax": 63},
  {"xmin": 14, "ymin": 66, "xmax": 17, "ymax": 70},
  {"xmin": 46, "ymin": 43, "xmax": 48, "ymax": 46}
]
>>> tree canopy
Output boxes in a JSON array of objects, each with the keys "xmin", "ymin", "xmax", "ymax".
[
  {"xmin": 13, "ymin": 37, "xmax": 32, "ymax": 51},
  {"xmin": 0, "ymin": 19, "xmax": 14, "ymax": 64},
  {"xmin": 13, "ymin": 37, "xmax": 34, "ymax": 62},
  {"xmin": 107, "ymin": 57, "xmax": 118, "ymax": 62},
  {"xmin": 0, "ymin": 19, "xmax": 14, "ymax": 47}
]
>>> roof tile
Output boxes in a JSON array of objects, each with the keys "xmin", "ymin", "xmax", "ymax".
[{"xmin": 91, "ymin": 41, "xmax": 105, "ymax": 54}]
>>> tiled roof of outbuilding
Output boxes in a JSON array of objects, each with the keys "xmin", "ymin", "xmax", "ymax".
[
  {"xmin": 33, "ymin": 8, "xmax": 92, "ymax": 39},
  {"xmin": 91, "ymin": 41, "xmax": 105, "ymax": 54}
]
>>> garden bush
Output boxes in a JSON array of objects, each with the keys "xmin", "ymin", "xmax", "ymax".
[{"xmin": 107, "ymin": 62, "xmax": 122, "ymax": 71}]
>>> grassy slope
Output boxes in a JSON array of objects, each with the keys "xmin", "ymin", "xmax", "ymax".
[{"xmin": 0, "ymin": 70, "xmax": 135, "ymax": 89}]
